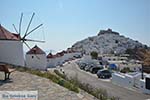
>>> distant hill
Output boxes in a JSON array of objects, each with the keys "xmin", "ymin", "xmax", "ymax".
[{"xmin": 71, "ymin": 29, "xmax": 147, "ymax": 54}]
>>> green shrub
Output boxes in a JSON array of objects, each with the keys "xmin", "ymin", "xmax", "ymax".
[
  {"xmin": 58, "ymin": 79, "xmax": 65, "ymax": 86},
  {"xmin": 90, "ymin": 51, "xmax": 98, "ymax": 59},
  {"xmin": 120, "ymin": 67, "xmax": 133, "ymax": 73},
  {"xmin": 110, "ymin": 96, "xmax": 120, "ymax": 100},
  {"xmin": 54, "ymin": 70, "xmax": 118, "ymax": 100},
  {"xmin": 14, "ymin": 67, "xmax": 79, "ymax": 93},
  {"xmin": 54, "ymin": 69, "xmax": 66, "ymax": 79},
  {"xmin": 15, "ymin": 67, "xmax": 118, "ymax": 99},
  {"xmin": 54, "ymin": 70, "xmax": 79, "ymax": 93}
]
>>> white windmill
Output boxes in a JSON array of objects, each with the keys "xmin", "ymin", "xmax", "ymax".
[{"xmin": 0, "ymin": 13, "xmax": 45, "ymax": 66}]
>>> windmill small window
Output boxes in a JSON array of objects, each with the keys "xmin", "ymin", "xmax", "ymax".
[
  {"xmin": 32, "ymin": 56, "xmax": 34, "ymax": 58},
  {"xmin": 32, "ymin": 49, "xmax": 36, "ymax": 59}
]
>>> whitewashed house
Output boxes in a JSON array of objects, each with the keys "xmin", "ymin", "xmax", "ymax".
[
  {"xmin": 140, "ymin": 75, "xmax": 150, "ymax": 94},
  {"xmin": 47, "ymin": 53, "xmax": 63, "ymax": 68},
  {"xmin": 118, "ymin": 63, "xmax": 142, "ymax": 72},
  {"xmin": 112, "ymin": 72, "xmax": 150, "ymax": 94},
  {"xmin": 0, "ymin": 25, "xmax": 24, "ymax": 66},
  {"xmin": 47, "ymin": 50, "xmax": 81, "ymax": 68},
  {"xmin": 112, "ymin": 72, "xmax": 141, "ymax": 88},
  {"xmin": 102, "ymin": 56, "xmax": 127, "ymax": 64},
  {"xmin": 101, "ymin": 55, "xmax": 142, "ymax": 71},
  {"xmin": 26, "ymin": 45, "xmax": 47, "ymax": 70}
]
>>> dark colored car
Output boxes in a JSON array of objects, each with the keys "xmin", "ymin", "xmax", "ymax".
[
  {"xmin": 73, "ymin": 55, "xmax": 81, "ymax": 58},
  {"xmin": 90, "ymin": 66, "xmax": 103, "ymax": 74},
  {"xmin": 97, "ymin": 69, "xmax": 112, "ymax": 79},
  {"xmin": 84, "ymin": 64, "xmax": 95, "ymax": 71},
  {"xmin": 79, "ymin": 63, "xmax": 87, "ymax": 70}
]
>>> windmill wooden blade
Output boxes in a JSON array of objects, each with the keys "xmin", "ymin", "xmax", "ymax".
[
  {"xmin": 34, "ymin": 54, "xmax": 40, "ymax": 60},
  {"xmin": 19, "ymin": 13, "xmax": 23, "ymax": 35},
  {"xmin": 24, "ymin": 41, "xmax": 40, "ymax": 60},
  {"xmin": 24, "ymin": 41, "xmax": 31, "ymax": 50},
  {"xmin": 12, "ymin": 24, "xmax": 19, "ymax": 34},
  {"xmin": 25, "ymin": 24, "xmax": 43, "ymax": 37},
  {"xmin": 24, "ymin": 39, "xmax": 45, "ymax": 43},
  {"xmin": 22, "ymin": 13, "xmax": 35, "ymax": 39}
]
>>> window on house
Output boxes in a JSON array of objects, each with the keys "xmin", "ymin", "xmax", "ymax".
[{"xmin": 134, "ymin": 68, "xmax": 136, "ymax": 70}]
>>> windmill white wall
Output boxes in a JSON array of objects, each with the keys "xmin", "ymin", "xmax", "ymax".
[
  {"xmin": 0, "ymin": 40, "xmax": 24, "ymax": 66},
  {"xmin": 26, "ymin": 54, "xmax": 47, "ymax": 70}
]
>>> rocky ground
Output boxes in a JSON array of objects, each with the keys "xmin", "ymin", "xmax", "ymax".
[{"xmin": 0, "ymin": 71, "xmax": 97, "ymax": 100}]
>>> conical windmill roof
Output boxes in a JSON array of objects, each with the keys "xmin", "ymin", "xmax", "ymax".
[
  {"xmin": 47, "ymin": 53, "xmax": 53, "ymax": 58},
  {"xmin": 26, "ymin": 45, "xmax": 45, "ymax": 54},
  {"xmin": 0, "ymin": 25, "xmax": 20, "ymax": 40}
]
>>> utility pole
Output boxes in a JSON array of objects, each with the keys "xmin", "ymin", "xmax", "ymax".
[{"xmin": 141, "ymin": 61, "xmax": 144, "ymax": 80}]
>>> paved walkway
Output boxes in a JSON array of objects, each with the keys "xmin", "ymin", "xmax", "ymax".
[{"xmin": 0, "ymin": 71, "xmax": 97, "ymax": 100}]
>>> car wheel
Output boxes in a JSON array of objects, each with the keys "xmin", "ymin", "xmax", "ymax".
[
  {"xmin": 102, "ymin": 75, "xmax": 105, "ymax": 79},
  {"xmin": 99, "ymin": 76, "xmax": 102, "ymax": 78}
]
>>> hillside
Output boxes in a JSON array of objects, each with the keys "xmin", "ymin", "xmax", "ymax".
[
  {"xmin": 0, "ymin": 71, "xmax": 97, "ymax": 100},
  {"xmin": 71, "ymin": 29, "xmax": 146, "ymax": 54}
]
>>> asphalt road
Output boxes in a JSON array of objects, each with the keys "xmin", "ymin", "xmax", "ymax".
[{"xmin": 61, "ymin": 61, "xmax": 150, "ymax": 100}]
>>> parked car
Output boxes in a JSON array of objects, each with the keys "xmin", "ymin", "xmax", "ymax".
[
  {"xmin": 90, "ymin": 66, "xmax": 103, "ymax": 74},
  {"xmin": 76, "ymin": 61, "xmax": 81, "ymax": 65},
  {"xmin": 73, "ymin": 55, "xmax": 81, "ymax": 58},
  {"xmin": 97, "ymin": 69, "xmax": 112, "ymax": 79},
  {"xmin": 59, "ymin": 64, "xmax": 63, "ymax": 67},
  {"xmin": 84, "ymin": 64, "xmax": 95, "ymax": 71},
  {"xmin": 79, "ymin": 63, "xmax": 87, "ymax": 70}
]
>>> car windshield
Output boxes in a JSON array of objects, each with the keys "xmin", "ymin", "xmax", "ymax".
[{"xmin": 102, "ymin": 70, "xmax": 110, "ymax": 73}]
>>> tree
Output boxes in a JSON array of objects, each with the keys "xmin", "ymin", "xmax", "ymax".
[
  {"xmin": 90, "ymin": 51, "xmax": 98, "ymax": 59},
  {"xmin": 126, "ymin": 47, "xmax": 150, "ymax": 73},
  {"xmin": 120, "ymin": 67, "xmax": 133, "ymax": 73},
  {"xmin": 144, "ymin": 51, "xmax": 150, "ymax": 66}
]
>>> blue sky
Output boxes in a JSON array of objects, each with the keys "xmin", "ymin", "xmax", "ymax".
[{"xmin": 0, "ymin": 0, "xmax": 150, "ymax": 53}]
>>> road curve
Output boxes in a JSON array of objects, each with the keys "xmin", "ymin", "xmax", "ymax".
[{"xmin": 62, "ymin": 61, "xmax": 150, "ymax": 100}]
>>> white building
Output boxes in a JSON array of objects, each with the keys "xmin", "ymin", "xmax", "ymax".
[
  {"xmin": 47, "ymin": 51, "xmax": 81, "ymax": 68},
  {"xmin": 101, "ymin": 55, "xmax": 142, "ymax": 71},
  {"xmin": 140, "ymin": 74, "xmax": 150, "ymax": 94},
  {"xmin": 112, "ymin": 72, "xmax": 141, "ymax": 88},
  {"xmin": 102, "ymin": 56, "xmax": 127, "ymax": 64},
  {"xmin": 47, "ymin": 53, "xmax": 63, "ymax": 68},
  {"xmin": 0, "ymin": 25, "xmax": 24, "ymax": 66},
  {"xmin": 118, "ymin": 63, "xmax": 142, "ymax": 72},
  {"xmin": 112, "ymin": 72, "xmax": 150, "ymax": 94},
  {"xmin": 26, "ymin": 45, "xmax": 47, "ymax": 70}
]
